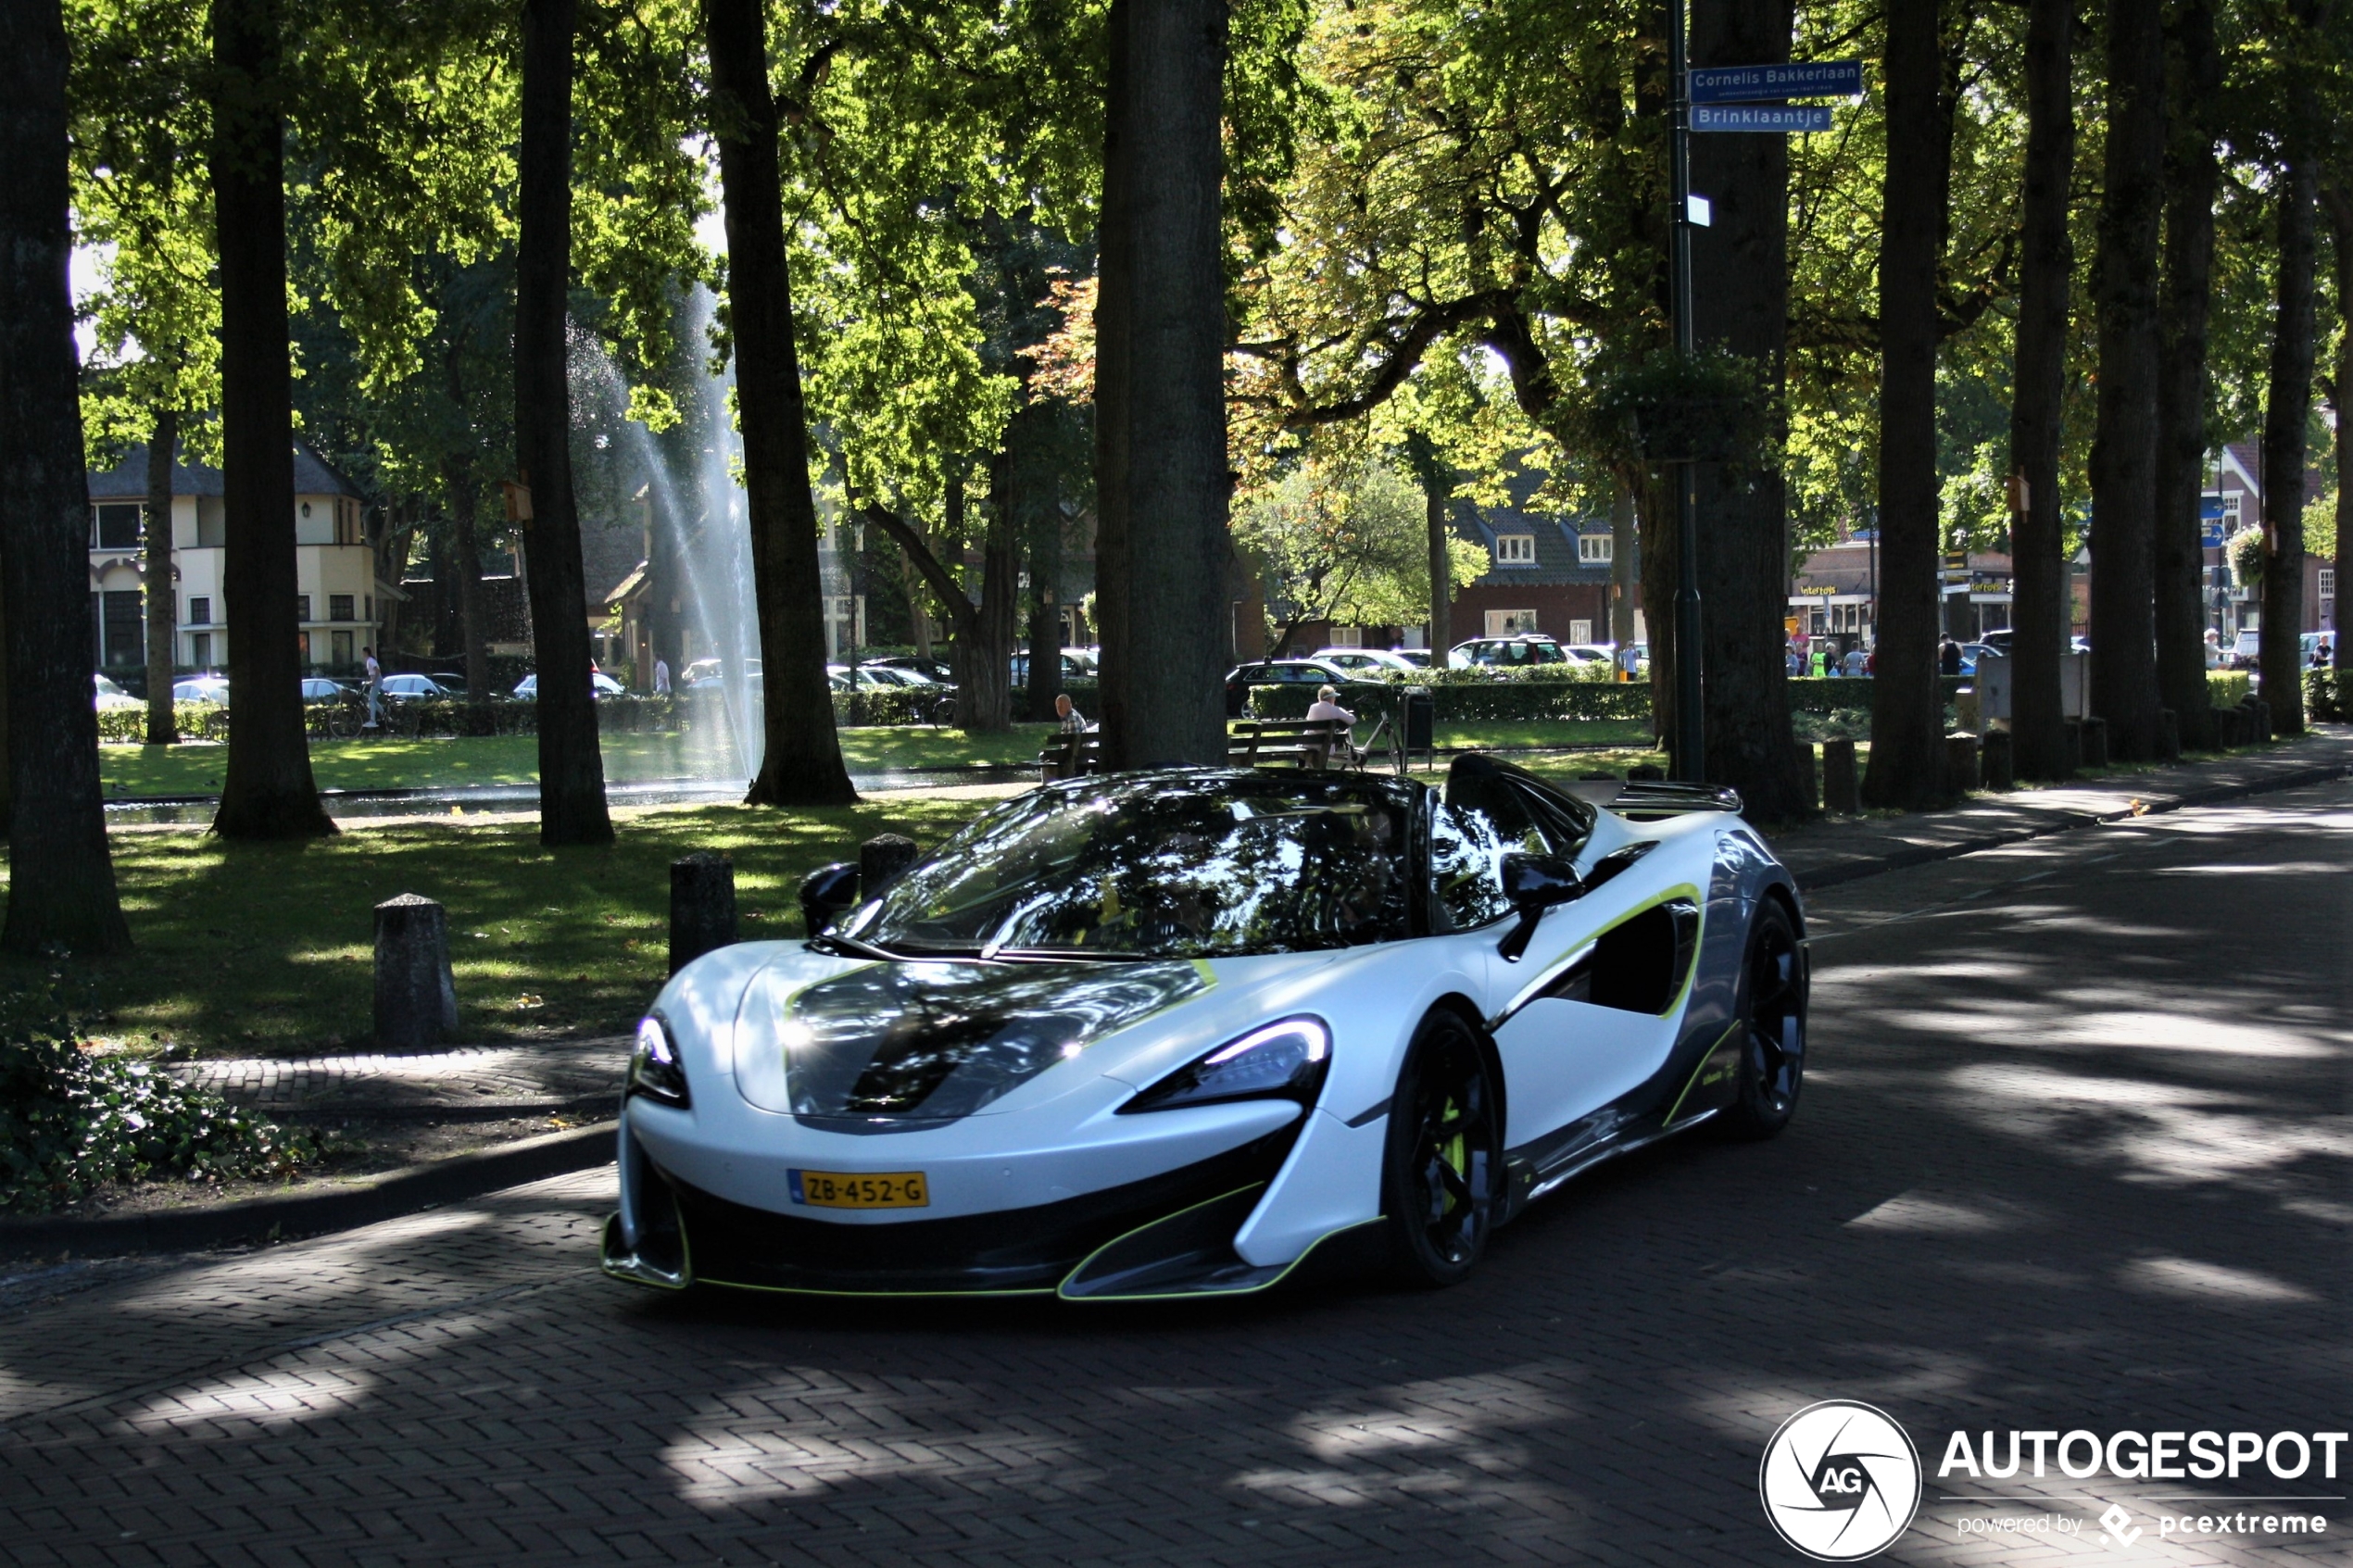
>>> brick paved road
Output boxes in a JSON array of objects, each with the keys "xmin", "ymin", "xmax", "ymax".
[{"xmin": 4, "ymin": 782, "xmax": 2347, "ymax": 1567}]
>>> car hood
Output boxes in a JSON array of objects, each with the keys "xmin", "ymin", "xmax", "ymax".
[{"xmin": 734, "ymin": 954, "xmax": 1218, "ymax": 1123}]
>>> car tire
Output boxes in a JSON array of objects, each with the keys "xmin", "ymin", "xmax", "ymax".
[
  {"xmin": 1718, "ymin": 897, "xmax": 1806, "ymax": 1141},
  {"xmin": 1380, "ymin": 1010, "xmax": 1502, "ymax": 1288}
]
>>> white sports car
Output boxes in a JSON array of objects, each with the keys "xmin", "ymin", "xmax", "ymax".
[{"xmin": 602, "ymin": 757, "xmax": 1807, "ymax": 1299}]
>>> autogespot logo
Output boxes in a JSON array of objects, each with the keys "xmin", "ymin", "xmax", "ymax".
[{"xmin": 1760, "ymin": 1400, "xmax": 1924, "ymax": 1561}]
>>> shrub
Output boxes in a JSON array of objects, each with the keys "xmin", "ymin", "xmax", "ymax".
[
  {"xmin": 96, "ymin": 702, "xmax": 223, "ymax": 744},
  {"xmin": 0, "ymin": 996, "xmax": 317, "ymax": 1214},
  {"xmin": 2207, "ymin": 671, "xmax": 2251, "ymax": 710},
  {"xmin": 2307, "ymin": 667, "xmax": 2349, "ymax": 722}
]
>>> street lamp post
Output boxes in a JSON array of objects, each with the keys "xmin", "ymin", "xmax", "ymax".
[{"xmin": 1667, "ymin": 0, "xmax": 1705, "ymax": 783}]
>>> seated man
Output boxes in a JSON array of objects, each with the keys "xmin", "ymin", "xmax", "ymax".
[{"xmin": 1303, "ymin": 684, "xmax": 1355, "ymax": 769}]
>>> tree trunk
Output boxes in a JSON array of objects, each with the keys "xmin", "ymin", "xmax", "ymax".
[
  {"xmin": 1092, "ymin": 0, "xmax": 1230, "ymax": 770},
  {"xmin": 1608, "ymin": 473, "xmax": 1639, "ymax": 650},
  {"xmin": 441, "ymin": 341, "xmax": 490, "ymax": 704},
  {"xmin": 2326, "ymin": 182, "xmax": 2353, "ymax": 673},
  {"xmin": 1025, "ymin": 501, "xmax": 1064, "ymax": 721},
  {"xmin": 516, "ymin": 0, "xmax": 613, "ymax": 843},
  {"xmin": 2086, "ymin": 0, "xmax": 2168, "ymax": 759},
  {"xmin": 144, "ymin": 408, "xmax": 179, "ymax": 745},
  {"xmin": 706, "ymin": 0, "xmax": 855, "ymax": 805},
  {"xmin": 2259, "ymin": 155, "xmax": 2317, "ymax": 734},
  {"xmin": 2153, "ymin": 0, "xmax": 2220, "ymax": 750},
  {"xmin": 209, "ymin": 0, "xmax": 332, "ymax": 840},
  {"xmin": 2007, "ymin": 0, "xmax": 2074, "ymax": 780},
  {"xmin": 1689, "ymin": 0, "xmax": 1807, "ymax": 820},
  {"xmin": 1404, "ymin": 434, "xmax": 1451, "ymax": 656},
  {"xmin": 0, "ymin": 0, "xmax": 132, "ymax": 952},
  {"xmin": 1862, "ymin": 0, "xmax": 1951, "ymax": 809},
  {"xmin": 963, "ymin": 457, "xmax": 1015, "ymax": 734}
]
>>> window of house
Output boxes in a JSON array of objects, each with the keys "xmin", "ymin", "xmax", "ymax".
[
  {"xmin": 2222, "ymin": 491, "xmax": 2244, "ymax": 526},
  {"xmin": 1327, "ymin": 626, "xmax": 1363, "ymax": 647},
  {"xmin": 1570, "ymin": 620, "xmax": 1593, "ymax": 644},
  {"xmin": 1577, "ymin": 533, "xmax": 1613, "ymax": 564},
  {"xmin": 296, "ymin": 596, "xmax": 312, "ymax": 622},
  {"xmin": 1484, "ymin": 608, "xmax": 1540, "ymax": 637},
  {"xmin": 188, "ymin": 596, "xmax": 211, "ymax": 625},
  {"xmin": 1492, "ymin": 533, "xmax": 1537, "ymax": 566},
  {"xmin": 191, "ymin": 632, "xmax": 212, "ymax": 668},
  {"xmin": 196, "ymin": 499, "xmax": 225, "ymax": 548},
  {"xmin": 93, "ymin": 504, "xmax": 143, "ymax": 549},
  {"xmin": 329, "ymin": 593, "xmax": 355, "ymax": 622},
  {"xmin": 332, "ymin": 630, "xmax": 354, "ymax": 666},
  {"xmin": 2321, "ymin": 568, "xmax": 2336, "ymax": 601},
  {"xmin": 99, "ymin": 591, "xmax": 144, "ymax": 667}
]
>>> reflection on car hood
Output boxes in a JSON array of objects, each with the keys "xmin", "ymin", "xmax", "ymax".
[{"xmin": 776, "ymin": 960, "xmax": 1211, "ymax": 1121}]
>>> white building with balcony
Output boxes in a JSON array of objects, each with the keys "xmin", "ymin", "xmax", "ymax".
[{"xmin": 87, "ymin": 440, "xmax": 383, "ymax": 675}]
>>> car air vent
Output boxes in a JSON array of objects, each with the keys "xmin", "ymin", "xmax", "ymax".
[{"xmin": 1612, "ymin": 781, "xmax": 1743, "ymax": 817}]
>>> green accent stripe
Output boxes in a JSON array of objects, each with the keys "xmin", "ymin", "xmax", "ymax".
[{"xmin": 1660, "ymin": 1019, "xmax": 1743, "ymax": 1126}]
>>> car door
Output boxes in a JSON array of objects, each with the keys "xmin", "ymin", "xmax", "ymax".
[{"xmin": 1436, "ymin": 761, "xmax": 1690, "ymax": 1159}]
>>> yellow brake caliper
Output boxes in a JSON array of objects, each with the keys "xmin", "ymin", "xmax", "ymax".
[{"xmin": 1441, "ymin": 1097, "xmax": 1466, "ymax": 1213}]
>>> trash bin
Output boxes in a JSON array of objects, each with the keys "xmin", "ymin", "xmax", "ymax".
[{"xmin": 1403, "ymin": 688, "xmax": 1434, "ymax": 753}]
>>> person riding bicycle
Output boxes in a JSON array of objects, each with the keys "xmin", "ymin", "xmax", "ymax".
[{"xmin": 362, "ymin": 646, "xmax": 383, "ymax": 730}]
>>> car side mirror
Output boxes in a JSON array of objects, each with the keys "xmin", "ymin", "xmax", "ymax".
[
  {"xmin": 1498, "ymin": 852, "xmax": 1583, "ymax": 963},
  {"xmin": 799, "ymin": 862, "xmax": 860, "ymax": 938}
]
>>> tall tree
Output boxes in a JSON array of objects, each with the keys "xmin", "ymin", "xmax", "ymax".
[
  {"xmin": 515, "ymin": 0, "xmax": 613, "ymax": 844},
  {"xmin": 209, "ymin": 0, "xmax": 332, "ymax": 839},
  {"xmin": 2325, "ymin": 179, "xmax": 2353, "ymax": 671},
  {"xmin": 1402, "ymin": 433, "xmax": 1452, "ymax": 658},
  {"xmin": 1863, "ymin": 0, "xmax": 1953, "ymax": 809},
  {"xmin": 0, "ymin": 0, "xmax": 132, "ymax": 952},
  {"xmin": 2086, "ymin": 0, "xmax": 2168, "ymax": 759},
  {"xmin": 2006, "ymin": 0, "xmax": 2075, "ymax": 779},
  {"xmin": 1093, "ymin": 0, "xmax": 1231, "ymax": 770},
  {"xmin": 705, "ymin": 0, "xmax": 855, "ymax": 805},
  {"xmin": 2154, "ymin": 0, "xmax": 2221, "ymax": 751},
  {"xmin": 2259, "ymin": 156, "xmax": 2318, "ymax": 733},
  {"xmin": 143, "ymin": 408, "xmax": 180, "ymax": 745},
  {"xmin": 1688, "ymin": 0, "xmax": 1808, "ymax": 819}
]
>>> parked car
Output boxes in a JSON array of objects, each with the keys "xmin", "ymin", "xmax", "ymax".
[
  {"xmin": 172, "ymin": 675, "xmax": 230, "ymax": 704},
  {"xmin": 868, "ymin": 655, "xmax": 954, "ymax": 684},
  {"xmin": 511, "ymin": 672, "xmax": 626, "ymax": 700},
  {"xmin": 1448, "ymin": 634, "xmax": 1569, "ymax": 671},
  {"xmin": 1390, "ymin": 647, "xmax": 1436, "ymax": 669},
  {"xmin": 1223, "ymin": 658, "xmax": 1353, "ymax": 718},
  {"xmin": 93, "ymin": 673, "xmax": 142, "ymax": 711},
  {"xmin": 380, "ymin": 672, "xmax": 467, "ymax": 702},
  {"xmin": 1957, "ymin": 643, "xmax": 2000, "ymax": 676},
  {"xmin": 299, "ymin": 677, "xmax": 350, "ymax": 703},
  {"xmin": 1311, "ymin": 647, "xmax": 1420, "ymax": 677},
  {"xmin": 680, "ymin": 658, "xmax": 762, "ymax": 692},
  {"xmin": 1009, "ymin": 651, "xmax": 1095, "ymax": 686},
  {"xmin": 1560, "ymin": 645, "xmax": 1614, "ymax": 666}
]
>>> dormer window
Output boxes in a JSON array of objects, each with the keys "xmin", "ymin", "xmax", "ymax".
[
  {"xmin": 1578, "ymin": 533, "xmax": 1613, "ymax": 564},
  {"xmin": 1492, "ymin": 533, "xmax": 1537, "ymax": 566}
]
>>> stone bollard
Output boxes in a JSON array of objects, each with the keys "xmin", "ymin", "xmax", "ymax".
[
  {"xmin": 669, "ymin": 852, "xmax": 738, "ymax": 974},
  {"xmin": 2246, "ymin": 696, "xmax": 2272, "ymax": 743},
  {"xmin": 1820, "ymin": 737, "xmax": 1860, "ymax": 815},
  {"xmin": 860, "ymin": 834, "xmax": 921, "ymax": 897},
  {"xmin": 1944, "ymin": 733, "xmax": 1982, "ymax": 793},
  {"xmin": 2158, "ymin": 709, "xmax": 2181, "ymax": 762},
  {"xmin": 2061, "ymin": 719, "xmax": 2085, "ymax": 773},
  {"xmin": 1791, "ymin": 742, "xmax": 1818, "ymax": 813},
  {"xmin": 1981, "ymin": 727, "xmax": 2015, "ymax": 791},
  {"xmin": 374, "ymin": 894, "xmax": 458, "ymax": 1051},
  {"xmin": 2079, "ymin": 715, "xmax": 2109, "ymax": 769}
]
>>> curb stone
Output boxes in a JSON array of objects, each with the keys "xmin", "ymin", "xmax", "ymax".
[{"xmin": 0, "ymin": 1120, "xmax": 615, "ymax": 1263}]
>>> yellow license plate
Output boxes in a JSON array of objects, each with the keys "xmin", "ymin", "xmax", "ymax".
[{"xmin": 788, "ymin": 1169, "xmax": 929, "ymax": 1209}]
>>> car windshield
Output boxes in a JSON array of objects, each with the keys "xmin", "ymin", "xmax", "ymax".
[{"xmin": 854, "ymin": 772, "xmax": 1416, "ymax": 959}]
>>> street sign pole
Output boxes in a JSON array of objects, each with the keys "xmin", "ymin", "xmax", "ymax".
[{"xmin": 1668, "ymin": 0, "xmax": 1705, "ymax": 783}]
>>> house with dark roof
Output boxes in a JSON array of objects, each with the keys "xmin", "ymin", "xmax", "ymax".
[{"xmin": 86, "ymin": 439, "xmax": 384, "ymax": 674}]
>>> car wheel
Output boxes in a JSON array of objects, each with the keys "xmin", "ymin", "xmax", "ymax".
[
  {"xmin": 1719, "ymin": 897, "xmax": 1806, "ymax": 1140},
  {"xmin": 1380, "ymin": 1010, "xmax": 1501, "ymax": 1287}
]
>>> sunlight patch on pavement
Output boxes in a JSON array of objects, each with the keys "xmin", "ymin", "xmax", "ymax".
[
  {"xmin": 1845, "ymin": 1190, "xmax": 2045, "ymax": 1235},
  {"xmin": 2119, "ymin": 1255, "xmax": 2322, "ymax": 1307},
  {"xmin": 120, "ymin": 1364, "xmax": 377, "ymax": 1432}
]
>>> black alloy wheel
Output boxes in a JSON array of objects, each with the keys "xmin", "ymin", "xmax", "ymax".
[
  {"xmin": 1381, "ymin": 1010, "xmax": 1502, "ymax": 1286},
  {"xmin": 1721, "ymin": 897, "xmax": 1806, "ymax": 1139}
]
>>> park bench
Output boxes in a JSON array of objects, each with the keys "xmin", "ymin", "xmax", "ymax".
[
  {"xmin": 1227, "ymin": 716, "xmax": 1390, "ymax": 771},
  {"xmin": 1038, "ymin": 729, "xmax": 1103, "ymax": 780}
]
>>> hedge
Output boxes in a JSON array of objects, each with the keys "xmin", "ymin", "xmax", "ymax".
[
  {"xmin": 2207, "ymin": 671, "xmax": 2251, "ymax": 709},
  {"xmin": 2307, "ymin": 667, "xmax": 2349, "ymax": 721}
]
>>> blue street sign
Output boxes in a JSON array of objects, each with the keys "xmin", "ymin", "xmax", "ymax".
[
  {"xmin": 1694, "ymin": 105, "xmax": 1834, "ymax": 132},
  {"xmin": 2198, "ymin": 495, "xmax": 2227, "ymax": 519},
  {"xmin": 1691, "ymin": 61, "xmax": 1865, "ymax": 104},
  {"xmin": 2202, "ymin": 519, "xmax": 2228, "ymax": 547}
]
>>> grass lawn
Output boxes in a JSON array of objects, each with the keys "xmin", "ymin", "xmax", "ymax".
[
  {"xmin": 96, "ymin": 724, "xmax": 1069, "ymax": 798},
  {"xmin": 12, "ymin": 797, "xmax": 983, "ymax": 1059},
  {"xmin": 97, "ymin": 717, "xmax": 1652, "ymax": 798}
]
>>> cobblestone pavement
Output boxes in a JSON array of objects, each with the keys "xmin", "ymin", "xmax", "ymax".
[
  {"xmin": 4, "ymin": 782, "xmax": 2347, "ymax": 1567},
  {"xmin": 166, "ymin": 1038, "xmax": 632, "ymax": 1116}
]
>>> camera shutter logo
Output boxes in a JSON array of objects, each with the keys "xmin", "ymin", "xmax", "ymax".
[{"xmin": 1758, "ymin": 1400, "xmax": 1923, "ymax": 1561}]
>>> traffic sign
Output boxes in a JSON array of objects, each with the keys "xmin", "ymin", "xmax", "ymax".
[
  {"xmin": 1690, "ymin": 61, "xmax": 1865, "ymax": 104},
  {"xmin": 2198, "ymin": 495, "xmax": 2227, "ymax": 520},
  {"xmin": 2201, "ymin": 519, "xmax": 2228, "ymax": 547},
  {"xmin": 1694, "ymin": 105, "xmax": 1833, "ymax": 132}
]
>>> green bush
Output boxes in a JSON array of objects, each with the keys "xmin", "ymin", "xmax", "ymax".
[
  {"xmin": 2307, "ymin": 667, "xmax": 2349, "ymax": 722},
  {"xmin": 2208, "ymin": 671, "xmax": 2252, "ymax": 709},
  {"xmin": 0, "ymin": 996, "xmax": 317, "ymax": 1214},
  {"xmin": 96, "ymin": 702, "xmax": 223, "ymax": 743}
]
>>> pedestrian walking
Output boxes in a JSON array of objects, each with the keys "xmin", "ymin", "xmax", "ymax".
[
  {"xmin": 362, "ymin": 646, "xmax": 383, "ymax": 729},
  {"xmin": 653, "ymin": 654, "xmax": 672, "ymax": 696}
]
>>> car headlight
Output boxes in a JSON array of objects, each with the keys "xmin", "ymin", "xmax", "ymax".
[
  {"xmin": 628, "ymin": 1013, "xmax": 690, "ymax": 1107},
  {"xmin": 1119, "ymin": 1016, "xmax": 1330, "ymax": 1114}
]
